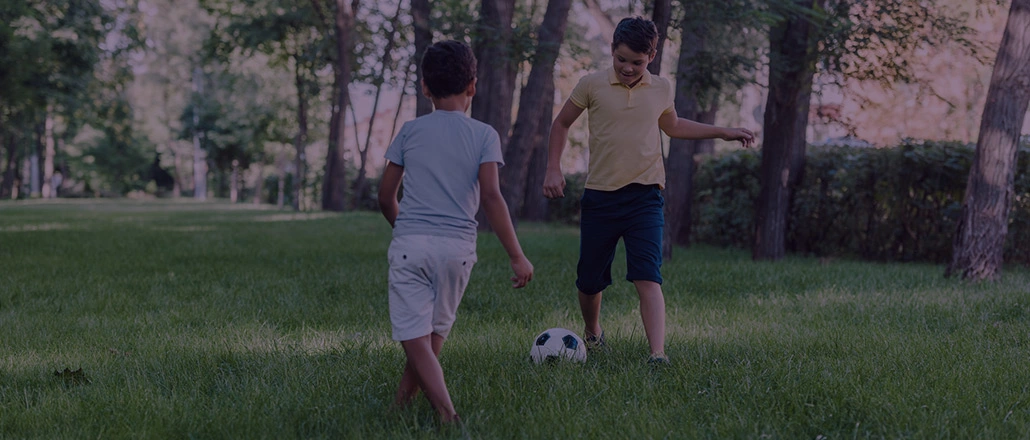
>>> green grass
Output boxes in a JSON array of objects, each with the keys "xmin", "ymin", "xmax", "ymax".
[{"xmin": 2, "ymin": 199, "xmax": 1030, "ymax": 439}]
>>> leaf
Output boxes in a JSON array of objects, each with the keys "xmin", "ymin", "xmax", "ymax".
[{"xmin": 54, "ymin": 368, "xmax": 91, "ymax": 386}]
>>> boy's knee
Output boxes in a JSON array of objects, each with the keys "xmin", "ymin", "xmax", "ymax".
[{"xmin": 576, "ymin": 279, "xmax": 608, "ymax": 296}]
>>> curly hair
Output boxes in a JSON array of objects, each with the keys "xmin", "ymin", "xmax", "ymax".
[
  {"xmin": 421, "ymin": 40, "xmax": 477, "ymax": 98},
  {"xmin": 611, "ymin": 16, "xmax": 659, "ymax": 55}
]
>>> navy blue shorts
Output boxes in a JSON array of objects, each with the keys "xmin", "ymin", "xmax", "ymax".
[{"xmin": 576, "ymin": 183, "xmax": 664, "ymax": 295}]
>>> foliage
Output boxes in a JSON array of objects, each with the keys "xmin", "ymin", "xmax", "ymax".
[
  {"xmin": 816, "ymin": 0, "xmax": 982, "ymax": 85},
  {"xmin": 688, "ymin": 141, "xmax": 1030, "ymax": 266},
  {"xmin": 673, "ymin": 0, "xmax": 767, "ymax": 108},
  {"xmin": 2, "ymin": 202, "xmax": 1030, "ymax": 438},
  {"xmin": 352, "ymin": 0, "xmax": 411, "ymax": 90},
  {"xmin": 693, "ymin": 149, "xmax": 763, "ymax": 249},
  {"xmin": 545, "ymin": 172, "xmax": 587, "ymax": 225},
  {"xmin": 0, "ymin": 0, "xmax": 154, "ymax": 197},
  {"xmin": 790, "ymin": 141, "xmax": 971, "ymax": 263}
]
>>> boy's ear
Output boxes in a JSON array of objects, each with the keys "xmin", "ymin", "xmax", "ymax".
[
  {"xmin": 421, "ymin": 79, "xmax": 431, "ymax": 99},
  {"xmin": 466, "ymin": 77, "xmax": 477, "ymax": 97}
]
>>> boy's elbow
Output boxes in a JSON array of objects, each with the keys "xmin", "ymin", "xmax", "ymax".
[
  {"xmin": 480, "ymin": 188, "xmax": 505, "ymax": 208},
  {"xmin": 551, "ymin": 114, "xmax": 574, "ymax": 131},
  {"xmin": 377, "ymin": 193, "xmax": 393, "ymax": 211}
]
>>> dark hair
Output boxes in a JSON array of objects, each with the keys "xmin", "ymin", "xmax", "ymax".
[
  {"xmin": 421, "ymin": 40, "xmax": 477, "ymax": 98},
  {"xmin": 611, "ymin": 16, "xmax": 659, "ymax": 55}
]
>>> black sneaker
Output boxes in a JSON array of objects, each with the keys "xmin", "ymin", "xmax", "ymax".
[
  {"xmin": 647, "ymin": 353, "xmax": 670, "ymax": 365},
  {"xmin": 584, "ymin": 331, "xmax": 606, "ymax": 351}
]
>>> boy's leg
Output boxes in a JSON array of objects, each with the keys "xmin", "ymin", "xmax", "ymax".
[
  {"xmin": 576, "ymin": 188, "xmax": 620, "ymax": 344},
  {"xmin": 400, "ymin": 334, "xmax": 458, "ymax": 422},
  {"xmin": 633, "ymin": 280, "xmax": 665, "ymax": 356},
  {"xmin": 390, "ymin": 235, "xmax": 473, "ymax": 418},
  {"xmin": 578, "ymin": 290, "xmax": 603, "ymax": 340},
  {"xmin": 394, "ymin": 333, "xmax": 445, "ymax": 407},
  {"xmin": 621, "ymin": 185, "xmax": 665, "ymax": 357}
]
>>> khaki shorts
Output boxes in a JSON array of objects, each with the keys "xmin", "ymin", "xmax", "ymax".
[{"xmin": 388, "ymin": 234, "xmax": 477, "ymax": 341}]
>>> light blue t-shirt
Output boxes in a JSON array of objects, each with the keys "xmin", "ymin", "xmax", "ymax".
[{"xmin": 384, "ymin": 110, "xmax": 504, "ymax": 242}]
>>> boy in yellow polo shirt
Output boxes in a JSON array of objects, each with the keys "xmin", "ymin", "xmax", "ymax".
[{"xmin": 542, "ymin": 16, "xmax": 755, "ymax": 364}]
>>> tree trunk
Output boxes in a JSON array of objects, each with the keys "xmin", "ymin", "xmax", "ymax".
[
  {"xmin": 391, "ymin": 57, "xmax": 412, "ymax": 142},
  {"xmin": 472, "ymin": 0, "xmax": 517, "ymax": 230},
  {"xmin": 411, "ymin": 0, "xmax": 433, "ymax": 117},
  {"xmin": 472, "ymin": 0, "xmax": 516, "ymax": 150},
  {"xmin": 646, "ymin": 0, "xmax": 671, "ymax": 75},
  {"xmin": 1, "ymin": 132, "xmax": 18, "ymax": 199},
  {"xmin": 293, "ymin": 60, "xmax": 309, "ymax": 211},
  {"xmin": 278, "ymin": 171, "xmax": 286, "ymax": 208},
  {"xmin": 252, "ymin": 159, "xmax": 264, "ymax": 205},
  {"xmin": 30, "ymin": 118, "xmax": 42, "ymax": 197},
  {"xmin": 322, "ymin": 0, "xmax": 355, "ymax": 212},
  {"xmin": 662, "ymin": 19, "xmax": 719, "ymax": 259},
  {"xmin": 521, "ymin": 128, "xmax": 552, "ymax": 221},
  {"xmin": 500, "ymin": 0, "xmax": 572, "ymax": 222},
  {"xmin": 230, "ymin": 159, "xmax": 239, "ymax": 203},
  {"xmin": 643, "ymin": 0, "xmax": 672, "ymax": 258},
  {"xmin": 169, "ymin": 143, "xmax": 184, "ymax": 198},
  {"xmin": 664, "ymin": 111, "xmax": 716, "ymax": 253},
  {"xmin": 752, "ymin": 0, "xmax": 817, "ymax": 261},
  {"xmin": 42, "ymin": 106, "xmax": 55, "ymax": 198},
  {"xmin": 947, "ymin": 0, "xmax": 1030, "ymax": 281},
  {"xmin": 351, "ymin": 5, "xmax": 403, "ymax": 210},
  {"xmin": 192, "ymin": 66, "xmax": 208, "ymax": 201}
]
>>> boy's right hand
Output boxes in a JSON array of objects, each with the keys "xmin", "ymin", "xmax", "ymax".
[
  {"xmin": 542, "ymin": 169, "xmax": 566, "ymax": 199},
  {"xmin": 510, "ymin": 256, "xmax": 534, "ymax": 288}
]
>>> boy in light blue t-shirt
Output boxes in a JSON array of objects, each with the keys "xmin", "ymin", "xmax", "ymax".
[{"xmin": 378, "ymin": 40, "xmax": 534, "ymax": 424}]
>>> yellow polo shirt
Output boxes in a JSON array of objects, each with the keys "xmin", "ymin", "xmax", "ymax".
[{"xmin": 570, "ymin": 68, "xmax": 675, "ymax": 191}]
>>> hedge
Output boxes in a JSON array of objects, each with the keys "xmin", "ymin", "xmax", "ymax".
[{"xmin": 692, "ymin": 140, "xmax": 1030, "ymax": 265}]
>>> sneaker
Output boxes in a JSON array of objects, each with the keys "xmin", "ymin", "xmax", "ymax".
[
  {"xmin": 584, "ymin": 330, "xmax": 606, "ymax": 351},
  {"xmin": 647, "ymin": 353, "xmax": 670, "ymax": 365}
]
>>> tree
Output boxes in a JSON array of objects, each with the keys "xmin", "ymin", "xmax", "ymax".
[
  {"xmin": 647, "ymin": 0, "xmax": 671, "ymax": 75},
  {"xmin": 659, "ymin": 1, "xmax": 764, "ymax": 258},
  {"xmin": 645, "ymin": 0, "xmax": 677, "ymax": 258},
  {"xmin": 315, "ymin": 0, "xmax": 356, "ymax": 212},
  {"xmin": 0, "ymin": 0, "xmax": 124, "ymax": 199},
  {"xmin": 500, "ymin": 0, "xmax": 572, "ymax": 221},
  {"xmin": 752, "ymin": 0, "xmax": 820, "ymax": 261},
  {"xmin": 472, "ymin": 0, "xmax": 517, "ymax": 153},
  {"xmin": 947, "ymin": 0, "xmax": 1030, "ymax": 281},
  {"xmin": 752, "ymin": 0, "xmax": 975, "ymax": 260},
  {"xmin": 411, "ymin": 0, "xmax": 433, "ymax": 117},
  {"xmin": 0, "ymin": 0, "xmax": 34, "ymax": 199},
  {"xmin": 131, "ymin": 0, "xmax": 213, "ymax": 198},
  {"xmin": 0, "ymin": 0, "xmax": 150, "ymax": 199},
  {"xmin": 203, "ymin": 0, "xmax": 326, "ymax": 208},
  {"xmin": 349, "ymin": 2, "xmax": 408, "ymax": 209}
]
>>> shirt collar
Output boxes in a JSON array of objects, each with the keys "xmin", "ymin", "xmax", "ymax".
[{"xmin": 608, "ymin": 67, "xmax": 652, "ymax": 88}]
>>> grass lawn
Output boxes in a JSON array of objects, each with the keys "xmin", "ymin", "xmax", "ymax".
[{"xmin": 2, "ymin": 199, "xmax": 1030, "ymax": 439}]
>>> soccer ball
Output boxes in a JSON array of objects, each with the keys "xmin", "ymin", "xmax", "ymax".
[{"xmin": 529, "ymin": 328, "xmax": 587, "ymax": 364}]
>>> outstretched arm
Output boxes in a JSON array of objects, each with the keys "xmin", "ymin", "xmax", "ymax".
[
  {"xmin": 480, "ymin": 162, "xmax": 534, "ymax": 288},
  {"xmin": 378, "ymin": 162, "xmax": 403, "ymax": 227},
  {"xmin": 543, "ymin": 99, "xmax": 585, "ymax": 199},
  {"xmin": 658, "ymin": 110, "xmax": 756, "ymax": 148}
]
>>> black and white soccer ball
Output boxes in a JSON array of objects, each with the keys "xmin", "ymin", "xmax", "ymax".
[{"xmin": 530, "ymin": 328, "xmax": 587, "ymax": 364}]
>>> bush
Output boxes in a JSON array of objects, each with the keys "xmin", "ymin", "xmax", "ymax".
[
  {"xmin": 692, "ymin": 149, "xmax": 761, "ymax": 249},
  {"xmin": 789, "ymin": 141, "xmax": 970, "ymax": 263},
  {"xmin": 548, "ymin": 172, "xmax": 586, "ymax": 225},
  {"xmin": 353, "ymin": 141, "xmax": 1030, "ymax": 266},
  {"xmin": 691, "ymin": 141, "xmax": 1030, "ymax": 266}
]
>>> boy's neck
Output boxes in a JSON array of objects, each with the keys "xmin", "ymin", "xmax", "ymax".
[{"xmin": 432, "ymin": 95, "xmax": 471, "ymax": 113}]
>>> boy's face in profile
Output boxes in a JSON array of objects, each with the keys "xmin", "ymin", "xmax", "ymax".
[{"xmin": 611, "ymin": 43, "xmax": 655, "ymax": 87}]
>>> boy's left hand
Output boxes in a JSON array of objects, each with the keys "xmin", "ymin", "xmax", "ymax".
[
  {"xmin": 724, "ymin": 128, "xmax": 756, "ymax": 148},
  {"xmin": 510, "ymin": 256, "xmax": 534, "ymax": 288}
]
